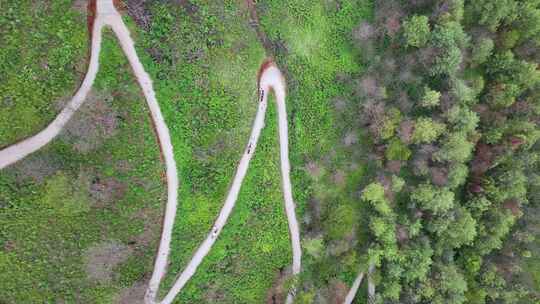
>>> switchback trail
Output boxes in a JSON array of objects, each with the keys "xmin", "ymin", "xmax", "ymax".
[
  {"xmin": 0, "ymin": 0, "xmax": 181, "ymax": 301},
  {"xmin": 149, "ymin": 61, "xmax": 302, "ymax": 304},
  {"xmin": 0, "ymin": 1, "xmax": 301, "ymax": 303}
]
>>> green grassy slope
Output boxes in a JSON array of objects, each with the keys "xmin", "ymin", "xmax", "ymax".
[
  {"xmin": 128, "ymin": 1, "xmax": 291, "ymax": 302},
  {"xmin": 0, "ymin": 0, "xmax": 375, "ymax": 302},
  {"xmin": 256, "ymin": 0, "xmax": 374, "ymax": 293},
  {"xmin": 0, "ymin": 1, "xmax": 87, "ymax": 147},
  {"xmin": 0, "ymin": 28, "xmax": 166, "ymax": 302}
]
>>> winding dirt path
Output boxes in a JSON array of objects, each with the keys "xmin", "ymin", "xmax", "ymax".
[
  {"xmin": 0, "ymin": 1, "xmax": 300, "ymax": 303},
  {"xmin": 0, "ymin": 0, "xmax": 180, "ymax": 300},
  {"xmin": 150, "ymin": 60, "xmax": 301, "ymax": 304}
]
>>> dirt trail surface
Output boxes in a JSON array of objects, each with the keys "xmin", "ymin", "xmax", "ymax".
[
  {"xmin": 368, "ymin": 263, "xmax": 375, "ymax": 300},
  {"xmin": 343, "ymin": 263, "xmax": 375, "ymax": 304},
  {"xmin": 151, "ymin": 61, "xmax": 302, "ymax": 304},
  {"xmin": 0, "ymin": 0, "xmax": 179, "ymax": 301},
  {"xmin": 343, "ymin": 271, "xmax": 364, "ymax": 304},
  {"xmin": 1, "ymin": 1, "xmax": 301, "ymax": 303}
]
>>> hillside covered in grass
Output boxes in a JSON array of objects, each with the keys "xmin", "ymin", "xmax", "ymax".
[{"xmin": 1, "ymin": 0, "xmax": 539, "ymax": 303}]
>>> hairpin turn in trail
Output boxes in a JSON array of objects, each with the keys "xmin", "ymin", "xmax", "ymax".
[{"xmin": 0, "ymin": 1, "xmax": 301, "ymax": 303}]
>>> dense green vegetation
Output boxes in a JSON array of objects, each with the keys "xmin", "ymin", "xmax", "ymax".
[
  {"xmin": 128, "ymin": 2, "xmax": 291, "ymax": 302},
  {"xmin": 1, "ymin": 0, "xmax": 540, "ymax": 303},
  {"xmin": 317, "ymin": 0, "xmax": 540, "ymax": 303},
  {"xmin": 256, "ymin": 0, "xmax": 377, "ymax": 300},
  {"xmin": 0, "ymin": 1, "xmax": 86, "ymax": 146}
]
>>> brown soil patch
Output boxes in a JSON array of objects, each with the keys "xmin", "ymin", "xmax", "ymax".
[
  {"xmin": 327, "ymin": 279, "xmax": 349, "ymax": 304},
  {"xmin": 72, "ymin": 0, "xmax": 87, "ymax": 13},
  {"xmin": 386, "ymin": 160, "xmax": 402, "ymax": 174},
  {"xmin": 7, "ymin": 152, "xmax": 61, "ymax": 184},
  {"xmin": 305, "ymin": 161, "xmax": 322, "ymax": 179},
  {"xmin": 126, "ymin": 0, "xmax": 152, "ymax": 31},
  {"xmin": 333, "ymin": 98, "xmax": 348, "ymax": 111},
  {"xmin": 332, "ymin": 170, "xmax": 346, "ymax": 186},
  {"xmin": 130, "ymin": 206, "xmax": 162, "ymax": 248},
  {"xmin": 353, "ymin": 21, "xmax": 376, "ymax": 41},
  {"xmin": 266, "ymin": 267, "xmax": 292, "ymax": 304},
  {"xmin": 60, "ymin": 90, "xmax": 118, "ymax": 153},
  {"xmin": 203, "ymin": 283, "xmax": 228, "ymax": 303},
  {"xmin": 343, "ymin": 131, "xmax": 358, "ymax": 147},
  {"xmin": 84, "ymin": 240, "xmax": 132, "ymax": 283},
  {"xmin": 246, "ymin": 0, "xmax": 275, "ymax": 56},
  {"xmin": 115, "ymin": 280, "xmax": 147, "ymax": 304}
]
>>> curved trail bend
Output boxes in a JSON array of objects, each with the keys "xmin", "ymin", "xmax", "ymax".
[
  {"xmin": 151, "ymin": 62, "xmax": 302, "ymax": 304},
  {"xmin": 0, "ymin": 0, "xmax": 181, "ymax": 301},
  {"xmin": 0, "ymin": 1, "xmax": 301, "ymax": 303}
]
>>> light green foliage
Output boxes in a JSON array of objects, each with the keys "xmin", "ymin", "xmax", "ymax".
[
  {"xmin": 403, "ymin": 15, "xmax": 431, "ymax": 47},
  {"xmin": 431, "ymin": 264, "xmax": 468, "ymax": 304},
  {"xmin": 463, "ymin": 70, "xmax": 485, "ymax": 98},
  {"xmin": 487, "ymin": 51, "xmax": 540, "ymax": 92},
  {"xmin": 442, "ymin": 208, "xmax": 477, "ymax": 248},
  {"xmin": 326, "ymin": 204, "xmax": 356, "ymax": 239},
  {"xmin": 471, "ymin": 38, "xmax": 494, "ymax": 65},
  {"xmin": 505, "ymin": 119, "xmax": 540, "ymax": 148},
  {"xmin": 258, "ymin": 0, "xmax": 373, "ymax": 295},
  {"xmin": 440, "ymin": 0, "xmax": 465, "ymax": 22},
  {"xmin": 474, "ymin": 208, "xmax": 516, "ymax": 255},
  {"xmin": 432, "ymin": 21, "xmax": 469, "ymax": 49},
  {"xmin": 391, "ymin": 175, "xmax": 405, "ymax": 193},
  {"xmin": 401, "ymin": 241, "xmax": 433, "ymax": 283},
  {"xmin": 433, "ymin": 132, "xmax": 474, "ymax": 163},
  {"xmin": 447, "ymin": 106, "xmax": 479, "ymax": 134},
  {"xmin": 140, "ymin": 2, "xmax": 294, "ymax": 300},
  {"xmin": 430, "ymin": 21, "xmax": 469, "ymax": 75},
  {"xmin": 370, "ymin": 216, "xmax": 395, "ymax": 244},
  {"xmin": 452, "ymin": 78, "xmax": 477, "ymax": 104},
  {"xmin": 0, "ymin": 31, "xmax": 166, "ymax": 302},
  {"xmin": 412, "ymin": 117, "xmax": 446, "ymax": 144},
  {"xmin": 488, "ymin": 165, "xmax": 528, "ymax": 203},
  {"xmin": 303, "ymin": 237, "xmax": 324, "ymax": 259},
  {"xmin": 362, "ymin": 182, "xmax": 387, "ymax": 204},
  {"xmin": 42, "ymin": 172, "xmax": 89, "ymax": 216},
  {"xmin": 381, "ymin": 279, "xmax": 401, "ymax": 300},
  {"xmin": 295, "ymin": 291, "xmax": 316, "ymax": 304},
  {"xmin": 432, "ymin": 44, "xmax": 462, "ymax": 76},
  {"xmin": 411, "ymin": 183, "xmax": 455, "ymax": 214},
  {"xmin": 515, "ymin": 4, "xmax": 540, "ymax": 39},
  {"xmin": 447, "ymin": 163, "xmax": 468, "ymax": 189},
  {"xmin": 385, "ymin": 138, "xmax": 411, "ymax": 161},
  {"xmin": 421, "ymin": 86, "xmax": 441, "ymax": 108},
  {"xmin": 382, "ymin": 108, "xmax": 402, "ymax": 140},
  {"xmin": 499, "ymin": 30, "xmax": 520, "ymax": 49},
  {"xmin": 468, "ymin": 196, "xmax": 493, "ymax": 215},
  {"xmin": 362, "ymin": 183, "xmax": 391, "ymax": 215},
  {"xmin": 468, "ymin": 0, "xmax": 518, "ymax": 31},
  {"xmin": 485, "ymin": 82, "xmax": 520, "ymax": 108}
]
